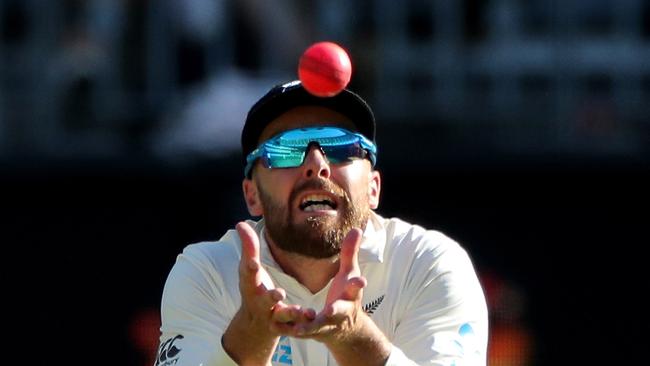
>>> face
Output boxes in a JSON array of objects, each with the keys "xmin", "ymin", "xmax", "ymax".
[{"xmin": 243, "ymin": 106, "xmax": 381, "ymax": 259}]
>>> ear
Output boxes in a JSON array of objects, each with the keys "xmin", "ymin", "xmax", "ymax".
[
  {"xmin": 242, "ymin": 178, "xmax": 264, "ymax": 216},
  {"xmin": 368, "ymin": 170, "xmax": 381, "ymax": 209}
]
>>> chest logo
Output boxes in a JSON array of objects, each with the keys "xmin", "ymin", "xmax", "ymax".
[
  {"xmin": 363, "ymin": 294, "xmax": 385, "ymax": 315},
  {"xmin": 272, "ymin": 335, "xmax": 292, "ymax": 365}
]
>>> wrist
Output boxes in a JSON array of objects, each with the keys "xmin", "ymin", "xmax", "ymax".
[
  {"xmin": 223, "ymin": 308, "xmax": 279, "ymax": 365},
  {"xmin": 325, "ymin": 310, "xmax": 391, "ymax": 354}
]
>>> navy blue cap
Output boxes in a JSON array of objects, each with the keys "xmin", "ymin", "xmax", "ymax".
[{"xmin": 241, "ymin": 80, "xmax": 376, "ymax": 165}]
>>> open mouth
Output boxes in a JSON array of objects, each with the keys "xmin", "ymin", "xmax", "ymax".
[{"xmin": 298, "ymin": 194, "xmax": 338, "ymax": 212}]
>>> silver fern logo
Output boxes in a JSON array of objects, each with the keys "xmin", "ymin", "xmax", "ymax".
[{"xmin": 363, "ymin": 295, "xmax": 385, "ymax": 315}]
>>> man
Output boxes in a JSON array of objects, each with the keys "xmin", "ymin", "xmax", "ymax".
[{"xmin": 155, "ymin": 80, "xmax": 488, "ymax": 366}]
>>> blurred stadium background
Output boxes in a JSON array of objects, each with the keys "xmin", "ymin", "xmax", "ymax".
[{"xmin": 2, "ymin": 1, "xmax": 648, "ymax": 365}]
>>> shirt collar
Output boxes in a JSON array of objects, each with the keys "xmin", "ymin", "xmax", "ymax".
[
  {"xmin": 358, "ymin": 211, "xmax": 386, "ymax": 264},
  {"xmin": 256, "ymin": 221, "xmax": 281, "ymax": 270}
]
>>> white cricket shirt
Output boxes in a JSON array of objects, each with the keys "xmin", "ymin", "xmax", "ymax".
[{"xmin": 156, "ymin": 213, "xmax": 488, "ymax": 366}]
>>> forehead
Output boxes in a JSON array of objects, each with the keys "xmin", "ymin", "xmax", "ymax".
[{"xmin": 258, "ymin": 106, "xmax": 357, "ymax": 143}]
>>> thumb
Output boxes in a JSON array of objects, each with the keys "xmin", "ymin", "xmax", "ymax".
[
  {"xmin": 236, "ymin": 221, "xmax": 260, "ymax": 265},
  {"xmin": 236, "ymin": 221, "xmax": 275, "ymax": 291},
  {"xmin": 339, "ymin": 228, "xmax": 363, "ymax": 275}
]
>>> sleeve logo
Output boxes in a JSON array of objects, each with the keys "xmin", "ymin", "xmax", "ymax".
[
  {"xmin": 155, "ymin": 334, "xmax": 184, "ymax": 366},
  {"xmin": 450, "ymin": 323, "xmax": 482, "ymax": 365}
]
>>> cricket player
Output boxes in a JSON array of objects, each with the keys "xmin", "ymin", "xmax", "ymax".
[{"xmin": 155, "ymin": 80, "xmax": 488, "ymax": 365}]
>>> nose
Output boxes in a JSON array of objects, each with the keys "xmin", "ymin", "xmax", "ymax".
[{"xmin": 301, "ymin": 143, "xmax": 331, "ymax": 179}]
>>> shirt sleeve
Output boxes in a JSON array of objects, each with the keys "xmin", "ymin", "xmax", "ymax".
[
  {"xmin": 389, "ymin": 238, "xmax": 489, "ymax": 366},
  {"xmin": 155, "ymin": 248, "xmax": 239, "ymax": 366}
]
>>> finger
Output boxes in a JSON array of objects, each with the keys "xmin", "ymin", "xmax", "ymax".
[
  {"xmin": 262, "ymin": 288, "xmax": 285, "ymax": 308},
  {"xmin": 339, "ymin": 228, "xmax": 363, "ymax": 274},
  {"xmin": 246, "ymin": 287, "xmax": 285, "ymax": 314},
  {"xmin": 304, "ymin": 307, "xmax": 317, "ymax": 320},
  {"xmin": 294, "ymin": 308, "xmax": 347, "ymax": 337},
  {"xmin": 322, "ymin": 299, "xmax": 355, "ymax": 319},
  {"xmin": 270, "ymin": 305, "xmax": 316, "ymax": 335},
  {"xmin": 342, "ymin": 276, "xmax": 367, "ymax": 301},
  {"xmin": 272, "ymin": 304, "xmax": 316, "ymax": 324},
  {"xmin": 272, "ymin": 303, "xmax": 302, "ymax": 324}
]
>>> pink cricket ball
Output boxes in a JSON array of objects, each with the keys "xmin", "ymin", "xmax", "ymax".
[{"xmin": 298, "ymin": 41, "xmax": 352, "ymax": 97}]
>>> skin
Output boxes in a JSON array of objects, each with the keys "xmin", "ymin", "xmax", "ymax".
[{"xmin": 222, "ymin": 106, "xmax": 391, "ymax": 365}]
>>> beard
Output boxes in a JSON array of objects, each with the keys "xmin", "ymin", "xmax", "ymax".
[{"xmin": 256, "ymin": 177, "xmax": 370, "ymax": 259}]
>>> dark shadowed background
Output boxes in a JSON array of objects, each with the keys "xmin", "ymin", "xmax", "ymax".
[{"xmin": 2, "ymin": 1, "xmax": 648, "ymax": 365}]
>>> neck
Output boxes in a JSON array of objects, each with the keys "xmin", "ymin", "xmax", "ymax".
[{"xmin": 264, "ymin": 232, "xmax": 339, "ymax": 294}]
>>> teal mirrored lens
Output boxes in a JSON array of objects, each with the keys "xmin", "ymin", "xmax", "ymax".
[
  {"xmin": 321, "ymin": 144, "xmax": 366, "ymax": 164},
  {"xmin": 261, "ymin": 145, "xmax": 306, "ymax": 168},
  {"xmin": 244, "ymin": 127, "xmax": 376, "ymax": 176}
]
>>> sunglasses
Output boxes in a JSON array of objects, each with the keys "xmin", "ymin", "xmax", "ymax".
[{"xmin": 244, "ymin": 126, "xmax": 377, "ymax": 177}]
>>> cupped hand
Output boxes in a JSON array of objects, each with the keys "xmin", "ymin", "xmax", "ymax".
[
  {"xmin": 236, "ymin": 222, "xmax": 316, "ymax": 332},
  {"xmin": 291, "ymin": 228, "xmax": 368, "ymax": 342}
]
